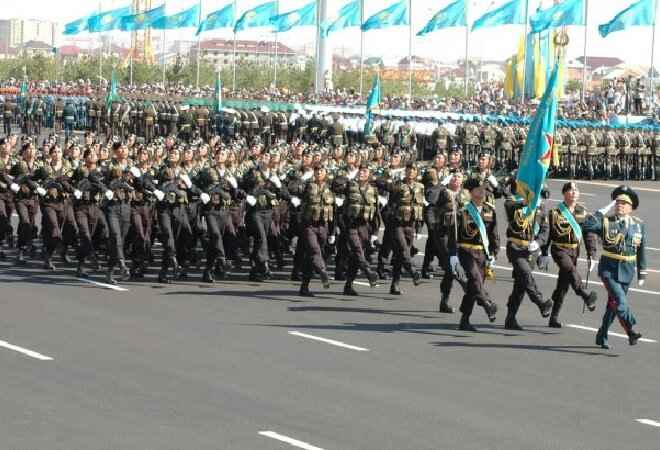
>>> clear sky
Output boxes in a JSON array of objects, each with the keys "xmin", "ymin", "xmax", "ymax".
[{"xmin": 5, "ymin": 0, "xmax": 659, "ymax": 65}]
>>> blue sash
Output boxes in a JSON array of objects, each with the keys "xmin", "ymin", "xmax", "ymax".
[
  {"xmin": 558, "ymin": 202, "xmax": 582, "ymax": 242},
  {"xmin": 465, "ymin": 201, "xmax": 490, "ymax": 257}
]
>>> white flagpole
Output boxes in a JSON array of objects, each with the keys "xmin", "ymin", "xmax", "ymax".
[
  {"xmin": 359, "ymin": 0, "xmax": 364, "ymax": 98},
  {"xmin": 408, "ymin": 0, "xmax": 413, "ymax": 100},
  {"xmin": 232, "ymin": 0, "xmax": 238, "ymax": 94},
  {"xmin": 651, "ymin": 0, "xmax": 658, "ymax": 108},
  {"xmin": 162, "ymin": 0, "xmax": 167, "ymax": 87},
  {"xmin": 581, "ymin": 0, "xmax": 588, "ymax": 101},
  {"xmin": 196, "ymin": 0, "xmax": 202, "ymax": 89},
  {"xmin": 98, "ymin": 1, "xmax": 103, "ymax": 93},
  {"xmin": 274, "ymin": 0, "xmax": 279, "ymax": 89},
  {"xmin": 521, "ymin": 0, "xmax": 529, "ymax": 101},
  {"xmin": 464, "ymin": 2, "xmax": 469, "ymax": 97}
]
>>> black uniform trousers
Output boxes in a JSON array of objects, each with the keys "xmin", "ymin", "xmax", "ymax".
[
  {"xmin": 550, "ymin": 245, "xmax": 590, "ymax": 314},
  {"xmin": 0, "ymin": 193, "xmax": 14, "ymax": 245},
  {"xmin": 75, "ymin": 202, "xmax": 106, "ymax": 261},
  {"xmin": 105, "ymin": 202, "xmax": 132, "ymax": 268},
  {"xmin": 157, "ymin": 204, "xmax": 193, "ymax": 270},
  {"xmin": 390, "ymin": 221, "xmax": 415, "ymax": 282},
  {"xmin": 15, "ymin": 196, "xmax": 38, "ymax": 249},
  {"xmin": 204, "ymin": 207, "xmax": 235, "ymax": 269},
  {"xmin": 506, "ymin": 244, "xmax": 545, "ymax": 315},
  {"xmin": 458, "ymin": 248, "xmax": 495, "ymax": 318},
  {"xmin": 131, "ymin": 203, "xmax": 153, "ymax": 268},
  {"xmin": 345, "ymin": 222, "xmax": 371, "ymax": 282},
  {"xmin": 301, "ymin": 222, "xmax": 328, "ymax": 281},
  {"xmin": 246, "ymin": 208, "xmax": 272, "ymax": 268}
]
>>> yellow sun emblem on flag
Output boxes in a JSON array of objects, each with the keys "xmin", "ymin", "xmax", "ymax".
[
  {"xmin": 552, "ymin": 11, "xmax": 563, "ymax": 22},
  {"xmin": 288, "ymin": 12, "xmax": 300, "ymax": 23},
  {"xmin": 135, "ymin": 13, "xmax": 146, "ymax": 23},
  {"xmin": 379, "ymin": 11, "xmax": 390, "ymax": 21},
  {"xmin": 102, "ymin": 14, "xmax": 114, "ymax": 25},
  {"xmin": 246, "ymin": 11, "xmax": 257, "ymax": 20}
]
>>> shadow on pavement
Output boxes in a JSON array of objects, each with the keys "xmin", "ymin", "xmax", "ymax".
[{"xmin": 431, "ymin": 341, "xmax": 619, "ymax": 357}]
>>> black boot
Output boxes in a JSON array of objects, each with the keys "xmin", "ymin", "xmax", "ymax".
[
  {"xmin": 628, "ymin": 330, "xmax": 642, "ymax": 346},
  {"xmin": 537, "ymin": 299, "xmax": 554, "ymax": 318},
  {"xmin": 76, "ymin": 261, "xmax": 88, "ymax": 279},
  {"xmin": 249, "ymin": 267, "xmax": 264, "ymax": 282},
  {"xmin": 16, "ymin": 248, "xmax": 26, "ymax": 265},
  {"xmin": 405, "ymin": 263, "xmax": 421, "ymax": 286},
  {"xmin": 376, "ymin": 263, "xmax": 390, "ymax": 280},
  {"xmin": 459, "ymin": 314, "xmax": 477, "ymax": 332},
  {"xmin": 158, "ymin": 270, "xmax": 170, "ymax": 284},
  {"xmin": 202, "ymin": 269, "xmax": 214, "ymax": 283},
  {"xmin": 60, "ymin": 246, "xmax": 73, "ymax": 264},
  {"xmin": 583, "ymin": 291, "xmax": 597, "ymax": 312},
  {"xmin": 390, "ymin": 280, "xmax": 401, "ymax": 295},
  {"xmin": 299, "ymin": 279, "xmax": 314, "ymax": 297},
  {"xmin": 119, "ymin": 259, "xmax": 130, "ymax": 281},
  {"xmin": 365, "ymin": 267, "xmax": 378, "ymax": 288},
  {"xmin": 484, "ymin": 301, "xmax": 498, "ymax": 323},
  {"xmin": 343, "ymin": 280, "xmax": 358, "ymax": 296},
  {"xmin": 439, "ymin": 293, "xmax": 455, "ymax": 313},
  {"xmin": 319, "ymin": 270, "xmax": 330, "ymax": 289},
  {"xmin": 504, "ymin": 312, "xmax": 523, "ymax": 330},
  {"xmin": 106, "ymin": 267, "xmax": 117, "ymax": 285},
  {"xmin": 548, "ymin": 316, "xmax": 563, "ymax": 328},
  {"xmin": 290, "ymin": 269, "xmax": 301, "ymax": 281},
  {"xmin": 43, "ymin": 254, "xmax": 56, "ymax": 271},
  {"xmin": 421, "ymin": 267, "xmax": 434, "ymax": 279}
]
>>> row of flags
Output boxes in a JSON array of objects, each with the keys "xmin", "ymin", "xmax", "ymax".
[{"xmin": 65, "ymin": 0, "xmax": 659, "ymax": 40}]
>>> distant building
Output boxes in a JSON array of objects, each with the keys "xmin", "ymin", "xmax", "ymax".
[
  {"xmin": 21, "ymin": 40, "xmax": 55, "ymax": 58},
  {"xmin": 0, "ymin": 18, "xmax": 58, "ymax": 54},
  {"xmin": 190, "ymin": 39, "xmax": 298, "ymax": 70}
]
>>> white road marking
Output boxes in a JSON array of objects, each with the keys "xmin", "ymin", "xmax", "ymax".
[
  {"xmin": 636, "ymin": 419, "xmax": 660, "ymax": 428},
  {"xmin": 258, "ymin": 431, "xmax": 324, "ymax": 450},
  {"xmin": 288, "ymin": 331, "xmax": 369, "ymax": 352},
  {"xmin": 0, "ymin": 340, "xmax": 53, "ymax": 361},
  {"xmin": 566, "ymin": 324, "xmax": 657, "ymax": 343},
  {"xmin": 77, "ymin": 278, "xmax": 129, "ymax": 292},
  {"xmin": 491, "ymin": 264, "xmax": 660, "ymax": 297},
  {"xmin": 552, "ymin": 178, "xmax": 660, "ymax": 193}
]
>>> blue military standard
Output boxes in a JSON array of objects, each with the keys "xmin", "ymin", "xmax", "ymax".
[{"xmin": 583, "ymin": 186, "xmax": 646, "ymax": 349}]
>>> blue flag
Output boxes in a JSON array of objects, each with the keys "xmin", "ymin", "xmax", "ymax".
[
  {"xmin": 530, "ymin": 0, "xmax": 585, "ymax": 33},
  {"xmin": 234, "ymin": 2, "xmax": 278, "ymax": 33},
  {"xmin": 472, "ymin": 0, "xmax": 525, "ymax": 31},
  {"xmin": 322, "ymin": 0, "xmax": 360, "ymax": 36},
  {"xmin": 417, "ymin": 0, "xmax": 466, "ymax": 36},
  {"xmin": 120, "ymin": 4, "xmax": 166, "ymax": 31},
  {"xmin": 270, "ymin": 1, "xmax": 316, "ymax": 33},
  {"xmin": 364, "ymin": 76, "xmax": 381, "ymax": 135},
  {"xmin": 362, "ymin": 0, "xmax": 409, "ymax": 32},
  {"xmin": 197, "ymin": 3, "xmax": 235, "ymax": 34},
  {"xmin": 88, "ymin": 6, "xmax": 132, "ymax": 33},
  {"xmin": 152, "ymin": 4, "xmax": 200, "ymax": 30},
  {"xmin": 516, "ymin": 62, "xmax": 560, "ymax": 215},
  {"xmin": 64, "ymin": 15, "xmax": 91, "ymax": 35},
  {"xmin": 599, "ymin": 0, "xmax": 655, "ymax": 37}
]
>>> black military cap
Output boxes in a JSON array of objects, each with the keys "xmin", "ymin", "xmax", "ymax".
[
  {"xmin": 405, "ymin": 161, "xmax": 417, "ymax": 170},
  {"xmin": 561, "ymin": 181, "xmax": 578, "ymax": 193},
  {"xmin": 463, "ymin": 177, "xmax": 484, "ymax": 191},
  {"xmin": 450, "ymin": 145, "xmax": 461, "ymax": 153},
  {"xmin": 358, "ymin": 162, "xmax": 371, "ymax": 170},
  {"xmin": 611, "ymin": 185, "xmax": 639, "ymax": 210},
  {"xmin": 478, "ymin": 149, "xmax": 491, "ymax": 158}
]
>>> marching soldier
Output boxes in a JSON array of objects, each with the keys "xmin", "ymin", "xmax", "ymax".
[
  {"xmin": 448, "ymin": 178, "xmax": 499, "ymax": 331},
  {"xmin": 584, "ymin": 186, "xmax": 646, "ymax": 349},
  {"xmin": 502, "ymin": 181, "xmax": 554, "ymax": 330},
  {"xmin": 541, "ymin": 182, "xmax": 598, "ymax": 328}
]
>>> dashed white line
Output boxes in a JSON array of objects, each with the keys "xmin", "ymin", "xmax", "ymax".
[
  {"xmin": 0, "ymin": 340, "xmax": 53, "ymax": 360},
  {"xmin": 636, "ymin": 419, "xmax": 660, "ymax": 428},
  {"xmin": 77, "ymin": 278, "xmax": 129, "ymax": 292},
  {"xmin": 491, "ymin": 264, "xmax": 660, "ymax": 297},
  {"xmin": 288, "ymin": 331, "xmax": 369, "ymax": 351},
  {"xmin": 258, "ymin": 431, "xmax": 324, "ymax": 450},
  {"xmin": 566, "ymin": 324, "xmax": 657, "ymax": 343}
]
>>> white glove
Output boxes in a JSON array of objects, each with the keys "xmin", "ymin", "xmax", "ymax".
[
  {"xmin": 527, "ymin": 240, "xmax": 540, "ymax": 253},
  {"xmin": 370, "ymin": 235, "xmax": 379, "ymax": 245},
  {"xmin": 487, "ymin": 175, "xmax": 498, "ymax": 188},
  {"xmin": 290, "ymin": 196, "xmax": 301, "ymax": 207},
  {"xmin": 597, "ymin": 200, "xmax": 616, "ymax": 215},
  {"xmin": 449, "ymin": 255, "xmax": 460, "ymax": 273},
  {"xmin": 227, "ymin": 176, "xmax": 237, "ymax": 189},
  {"xmin": 180, "ymin": 174, "xmax": 192, "ymax": 189},
  {"xmin": 639, "ymin": 279, "xmax": 645, "ymax": 287},
  {"xmin": 154, "ymin": 189, "xmax": 165, "ymax": 201},
  {"xmin": 36, "ymin": 187, "xmax": 46, "ymax": 196},
  {"xmin": 10, "ymin": 183, "xmax": 19, "ymax": 193},
  {"xmin": 105, "ymin": 190, "xmax": 114, "ymax": 201},
  {"xmin": 328, "ymin": 235, "xmax": 336, "ymax": 245},
  {"xmin": 301, "ymin": 171, "xmax": 313, "ymax": 181},
  {"xmin": 270, "ymin": 175, "xmax": 282, "ymax": 189},
  {"xmin": 378, "ymin": 195, "xmax": 388, "ymax": 206},
  {"xmin": 279, "ymin": 173, "xmax": 287, "ymax": 180},
  {"xmin": 74, "ymin": 189, "xmax": 82, "ymax": 199},
  {"xmin": 129, "ymin": 167, "xmax": 141, "ymax": 178},
  {"xmin": 423, "ymin": 199, "xmax": 430, "ymax": 207},
  {"xmin": 335, "ymin": 197, "xmax": 344, "ymax": 207},
  {"xmin": 588, "ymin": 259, "xmax": 597, "ymax": 273},
  {"xmin": 441, "ymin": 174, "xmax": 452, "ymax": 185},
  {"xmin": 246, "ymin": 195, "xmax": 257, "ymax": 206},
  {"xmin": 200, "ymin": 193, "xmax": 210, "ymax": 204}
]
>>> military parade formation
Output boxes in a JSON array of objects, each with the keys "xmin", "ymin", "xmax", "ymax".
[{"xmin": 0, "ymin": 90, "xmax": 650, "ymax": 351}]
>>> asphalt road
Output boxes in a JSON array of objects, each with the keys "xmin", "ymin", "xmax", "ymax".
[{"xmin": 0, "ymin": 178, "xmax": 659, "ymax": 450}]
